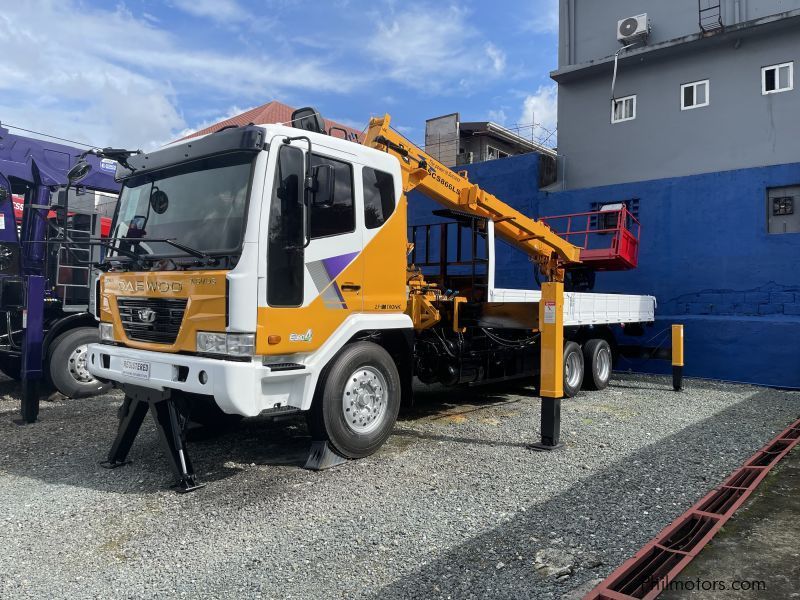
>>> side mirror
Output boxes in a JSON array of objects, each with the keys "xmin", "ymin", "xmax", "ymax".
[
  {"xmin": 67, "ymin": 159, "xmax": 92, "ymax": 184},
  {"xmin": 310, "ymin": 164, "xmax": 335, "ymax": 207},
  {"xmin": 291, "ymin": 107, "xmax": 326, "ymax": 134}
]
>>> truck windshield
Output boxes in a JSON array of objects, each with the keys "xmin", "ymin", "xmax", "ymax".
[{"xmin": 111, "ymin": 152, "xmax": 254, "ymax": 259}]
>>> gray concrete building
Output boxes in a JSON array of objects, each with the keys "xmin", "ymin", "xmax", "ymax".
[
  {"xmin": 425, "ymin": 113, "xmax": 555, "ymax": 169},
  {"xmin": 553, "ymin": 0, "xmax": 800, "ymax": 190}
]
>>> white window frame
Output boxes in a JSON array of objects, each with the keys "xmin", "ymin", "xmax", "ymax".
[
  {"xmin": 681, "ymin": 79, "xmax": 710, "ymax": 110},
  {"xmin": 611, "ymin": 95, "xmax": 637, "ymax": 124},
  {"xmin": 762, "ymin": 62, "xmax": 794, "ymax": 95},
  {"xmin": 486, "ymin": 145, "xmax": 509, "ymax": 161}
]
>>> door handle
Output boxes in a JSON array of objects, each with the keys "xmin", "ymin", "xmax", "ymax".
[{"xmin": 341, "ymin": 283, "xmax": 361, "ymax": 292}]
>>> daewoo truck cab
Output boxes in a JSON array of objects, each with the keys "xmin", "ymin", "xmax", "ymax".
[{"xmin": 87, "ymin": 109, "xmax": 654, "ymax": 491}]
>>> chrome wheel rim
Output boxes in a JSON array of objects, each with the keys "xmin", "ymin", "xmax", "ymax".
[
  {"xmin": 342, "ymin": 366, "xmax": 388, "ymax": 434},
  {"xmin": 565, "ymin": 350, "xmax": 582, "ymax": 389},
  {"xmin": 68, "ymin": 344, "xmax": 94, "ymax": 383},
  {"xmin": 596, "ymin": 347, "xmax": 611, "ymax": 383}
]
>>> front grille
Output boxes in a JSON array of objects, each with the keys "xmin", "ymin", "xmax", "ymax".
[{"xmin": 117, "ymin": 297, "xmax": 187, "ymax": 344}]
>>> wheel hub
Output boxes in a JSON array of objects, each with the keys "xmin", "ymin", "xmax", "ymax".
[
  {"xmin": 565, "ymin": 351, "xmax": 582, "ymax": 388},
  {"xmin": 597, "ymin": 347, "xmax": 611, "ymax": 382},
  {"xmin": 68, "ymin": 344, "xmax": 94, "ymax": 383},
  {"xmin": 342, "ymin": 366, "xmax": 388, "ymax": 434}
]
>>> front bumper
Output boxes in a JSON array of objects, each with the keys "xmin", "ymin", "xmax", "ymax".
[{"xmin": 86, "ymin": 343, "xmax": 310, "ymax": 416}]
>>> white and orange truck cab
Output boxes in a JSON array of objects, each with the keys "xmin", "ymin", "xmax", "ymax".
[{"xmin": 87, "ymin": 109, "xmax": 655, "ymax": 491}]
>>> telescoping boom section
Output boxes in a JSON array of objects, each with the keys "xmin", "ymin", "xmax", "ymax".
[{"xmin": 86, "ymin": 109, "xmax": 656, "ymax": 491}]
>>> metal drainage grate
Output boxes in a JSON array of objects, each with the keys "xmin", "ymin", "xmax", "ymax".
[{"xmin": 586, "ymin": 416, "xmax": 800, "ymax": 600}]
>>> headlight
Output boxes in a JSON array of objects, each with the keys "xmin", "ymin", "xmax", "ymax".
[
  {"xmin": 196, "ymin": 332, "xmax": 255, "ymax": 357},
  {"xmin": 99, "ymin": 322, "xmax": 115, "ymax": 342}
]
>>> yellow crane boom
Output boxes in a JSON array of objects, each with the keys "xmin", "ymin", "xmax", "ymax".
[
  {"xmin": 363, "ymin": 114, "xmax": 582, "ymax": 282},
  {"xmin": 364, "ymin": 113, "xmax": 575, "ymax": 399}
]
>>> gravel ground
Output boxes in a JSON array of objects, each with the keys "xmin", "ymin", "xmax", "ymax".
[{"xmin": 0, "ymin": 373, "xmax": 798, "ymax": 599}]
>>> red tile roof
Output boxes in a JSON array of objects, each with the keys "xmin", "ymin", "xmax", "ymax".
[{"xmin": 179, "ymin": 100, "xmax": 363, "ymax": 142}]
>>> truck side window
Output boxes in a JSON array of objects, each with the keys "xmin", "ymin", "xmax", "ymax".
[
  {"xmin": 309, "ymin": 154, "xmax": 354, "ymax": 238},
  {"xmin": 362, "ymin": 167, "xmax": 395, "ymax": 229},
  {"xmin": 267, "ymin": 145, "xmax": 304, "ymax": 307}
]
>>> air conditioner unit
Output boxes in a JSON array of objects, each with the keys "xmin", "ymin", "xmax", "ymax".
[{"xmin": 617, "ymin": 13, "xmax": 649, "ymax": 42}]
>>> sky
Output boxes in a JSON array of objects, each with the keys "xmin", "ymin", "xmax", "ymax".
[{"xmin": 0, "ymin": 0, "xmax": 560, "ymax": 151}]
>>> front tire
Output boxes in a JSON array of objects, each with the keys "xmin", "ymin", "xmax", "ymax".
[
  {"xmin": 48, "ymin": 327, "xmax": 112, "ymax": 398},
  {"xmin": 307, "ymin": 341, "xmax": 401, "ymax": 459},
  {"xmin": 563, "ymin": 341, "xmax": 584, "ymax": 398}
]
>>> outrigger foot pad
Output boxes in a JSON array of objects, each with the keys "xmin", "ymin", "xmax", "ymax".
[
  {"xmin": 304, "ymin": 440, "xmax": 348, "ymax": 471},
  {"xmin": 175, "ymin": 476, "xmax": 206, "ymax": 494},
  {"xmin": 529, "ymin": 441, "xmax": 565, "ymax": 452},
  {"xmin": 100, "ymin": 459, "xmax": 131, "ymax": 470}
]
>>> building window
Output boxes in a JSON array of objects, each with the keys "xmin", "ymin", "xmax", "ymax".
[
  {"xmin": 681, "ymin": 80, "xmax": 709, "ymax": 110},
  {"xmin": 773, "ymin": 196, "xmax": 794, "ymax": 216},
  {"xmin": 762, "ymin": 62, "xmax": 793, "ymax": 95},
  {"xmin": 767, "ymin": 186, "xmax": 800, "ymax": 234},
  {"xmin": 486, "ymin": 145, "xmax": 509, "ymax": 161},
  {"xmin": 611, "ymin": 95, "xmax": 636, "ymax": 123}
]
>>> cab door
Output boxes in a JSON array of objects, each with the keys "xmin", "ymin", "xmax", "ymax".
[
  {"xmin": 302, "ymin": 151, "xmax": 363, "ymax": 315},
  {"xmin": 257, "ymin": 143, "xmax": 363, "ymax": 356}
]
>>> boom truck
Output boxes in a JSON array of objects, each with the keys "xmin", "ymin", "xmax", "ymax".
[
  {"xmin": 85, "ymin": 108, "xmax": 655, "ymax": 491},
  {"xmin": 0, "ymin": 127, "xmax": 122, "ymax": 419}
]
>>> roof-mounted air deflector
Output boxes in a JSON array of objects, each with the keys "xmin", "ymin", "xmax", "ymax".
[
  {"xmin": 116, "ymin": 125, "xmax": 265, "ymax": 180},
  {"xmin": 291, "ymin": 107, "xmax": 326, "ymax": 135}
]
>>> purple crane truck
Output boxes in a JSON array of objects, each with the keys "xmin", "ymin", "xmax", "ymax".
[{"xmin": 0, "ymin": 125, "xmax": 120, "ymax": 422}]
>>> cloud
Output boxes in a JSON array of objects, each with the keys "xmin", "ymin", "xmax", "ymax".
[
  {"xmin": 488, "ymin": 108, "xmax": 508, "ymax": 124},
  {"xmin": 172, "ymin": 0, "xmax": 250, "ymax": 23},
  {"xmin": 525, "ymin": 0, "xmax": 559, "ymax": 34},
  {"xmin": 175, "ymin": 104, "xmax": 256, "ymax": 141},
  {"xmin": 0, "ymin": 2, "xmax": 360, "ymax": 149},
  {"xmin": 519, "ymin": 84, "xmax": 558, "ymax": 145},
  {"xmin": 485, "ymin": 43, "xmax": 506, "ymax": 73},
  {"xmin": 366, "ymin": 5, "xmax": 507, "ymax": 93}
]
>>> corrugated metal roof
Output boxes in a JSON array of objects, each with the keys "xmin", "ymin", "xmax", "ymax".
[{"xmin": 179, "ymin": 100, "xmax": 363, "ymax": 143}]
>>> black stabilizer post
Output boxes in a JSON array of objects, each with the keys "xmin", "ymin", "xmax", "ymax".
[
  {"xmin": 673, "ymin": 365, "xmax": 684, "ymax": 391},
  {"xmin": 102, "ymin": 386, "xmax": 204, "ymax": 493},
  {"xmin": 150, "ymin": 399, "xmax": 204, "ymax": 493},
  {"xmin": 102, "ymin": 395, "xmax": 149, "ymax": 468},
  {"xmin": 530, "ymin": 396, "xmax": 565, "ymax": 451},
  {"xmin": 18, "ymin": 379, "xmax": 40, "ymax": 425}
]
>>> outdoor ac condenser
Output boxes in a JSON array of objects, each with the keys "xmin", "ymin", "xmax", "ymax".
[{"xmin": 617, "ymin": 14, "xmax": 648, "ymax": 42}]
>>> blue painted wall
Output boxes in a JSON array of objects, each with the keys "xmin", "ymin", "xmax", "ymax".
[{"xmin": 408, "ymin": 154, "xmax": 800, "ymax": 389}]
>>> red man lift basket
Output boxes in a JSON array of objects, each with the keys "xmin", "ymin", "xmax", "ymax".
[{"xmin": 541, "ymin": 204, "xmax": 641, "ymax": 270}]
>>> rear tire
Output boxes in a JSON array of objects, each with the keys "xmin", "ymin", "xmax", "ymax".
[
  {"xmin": 563, "ymin": 341, "xmax": 584, "ymax": 398},
  {"xmin": 307, "ymin": 341, "xmax": 401, "ymax": 459},
  {"xmin": 582, "ymin": 338, "xmax": 612, "ymax": 391},
  {"xmin": 48, "ymin": 327, "xmax": 112, "ymax": 398}
]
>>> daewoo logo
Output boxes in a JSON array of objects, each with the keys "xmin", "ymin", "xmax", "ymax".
[
  {"xmin": 137, "ymin": 308, "xmax": 157, "ymax": 323},
  {"xmin": 118, "ymin": 280, "xmax": 183, "ymax": 293}
]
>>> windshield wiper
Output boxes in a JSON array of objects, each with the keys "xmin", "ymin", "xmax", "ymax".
[{"xmin": 117, "ymin": 237, "xmax": 218, "ymax": 265}]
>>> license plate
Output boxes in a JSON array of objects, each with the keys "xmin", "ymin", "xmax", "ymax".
[{"xmin": 122, "ymin": 359, "xmax": 151, "ymax": 380}]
